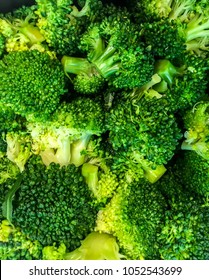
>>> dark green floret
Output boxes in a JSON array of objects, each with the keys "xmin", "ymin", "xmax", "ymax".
[
  {"xmin": 12, "ymin": 156, "xmax": 101, "ymax": 250},
  {"xmin": 96, "ymin": 178, "xmax": 167, "ymax": 260},
  {"xmin": 0, "ymin": 50, "xmax": 66, "ymax": 119}
]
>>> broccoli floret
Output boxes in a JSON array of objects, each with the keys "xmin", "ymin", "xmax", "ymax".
[
  {"xmin": 175, "ymin": 151, "xmax": 209, "ymax": 198},
  {"xmin": 158, "ymin": 194, "xmax": 209, "ymax": 260},
  {"xmin": 105, "ymin": 88, "xmax": 182, "ymax": 183},
  {"xmin": 153, "ymin": 55, "xmax": 209, "ymax": 112},
  {"xmin": 64, "ymin": 231, "xmax": 124, "ymax": 260},
  {"xmin": 0, "ymin": 220, "xmax": 43, "ymax": 260},
  {"xmin": 81, "ymin": 137, "xmax": 119, "ymax": 203},
  {"xmin": 0, "ymin": 5, "xmax": 46, "ymax": 53},
  {"xmin": 42, "ymin": 243, "xmax": 67, "ymax": 260},
  {"xmin": 0, "ymin": 50, "xmax": 66, "ymax": 119},
  {"xmin": 62, "ymin": 14, "xmax": 154, "ymax": 94},
  {"xmin": 0, "ymin": 155, "xmax": 20, "ymax": 184},
  {"xmin": 96, "ymin": 179, "xmax": 166, "ymax": 260},
  {"xmin": 181, "ymin": 101, "xmax": 209, "ymax": 159},
  {"xmin": 11, "ymin": 155, "xmax": 102, "ymax": 250},
  {"xmin": 35, "ymin": 0, "xmax": 103, "ymax": 55},
  {"xmin": 26, "ymin": 97, "xmax": 105, "ymax": 167},
  {"xmin": 141, "ymin": 0, "xmax": 209, "ymax": 58}
]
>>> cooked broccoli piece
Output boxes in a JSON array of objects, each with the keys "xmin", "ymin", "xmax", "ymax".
[
  {"xmin": 175, "ymin": 151, "xmax": 209, "ymax": 198},
  {"xmin": 158, "ymin": 190, "xmax": 209, "ymax": 260},
  {"xmin": 64, "ymin": 231, "xmax": 124, "ymax": 260},
  {"xmin": 0, "ymin": 5, "xmax": 46, "ymax": 52},
  {"xmin": 140, "ymin": 0, "xmax": 209, "ymax": 58},
  {"xmin": 26, "ymin": 97, "xmax": 105, "ymax": 167},
  {"xmin": 96, "ymin": 179, "xmax": 166, "ymax": 259},
  {"xmin": 155, "ymin": 162, "xmax": 209, "ymax": 260},
  {"xmin": 11, "ymin": 155, "xmax": 102, "ymax": 250},
  {"xmin": 153, "ymin": 55, "xmax": 209, "ymax": 112},
  {"xmin": 105, "ymin": 88, "xmax": 182, "ymax": 183},
  {"xmin": 81, "ymin": 137, "xmax": 119, "ymax": 203},
  {"xmin": 0, "ymin": 220, "xmax": 43, "ymax": 260},
  {"xmin": 181, "ymin": 101, "xmax": 209, "ymax": 159},
  {"xmin": 35, "ymin": 0, "xmax": 103, "ymax": 55},
  {"xmin": 0, "ymin": 50, "xmax": 66, "ymax": 119},
  {"xmin": 62, "ymin": 13, "xmax": 154, "ymax": 94}
]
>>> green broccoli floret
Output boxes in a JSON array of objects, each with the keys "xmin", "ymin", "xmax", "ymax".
[
  {"xmin": 158, "ymin": 194, "xmax": 209, "ymax": 260},
  {"xmin": 61, "ymin": 13, "xmax": 154, "ymax": 94},
  {"xmin": 26, "ymin": 97, "xmax": 105, "ymax": 167},
  {"xmin": 96, "ymin": 179, "xmax": 166, "ymax": 260},
  {"xmin": 35, "ymin": 0, "xmax": 103, "ymax": 55},
  {"xmin": 0, "ymin": 220, "xmax": 43, "ymax": 260},
  {"xmin": 153, "ymin": 55, "xmax": 209, "ymax": 112},
  {"xmin": 105, "ymin": 88, "xmax": 182, "ymax": 183},
  {"xmin": 64, "ymin": 231, "xmax": 124, "ymax": 260},
  {"xmin": 42, "ymin": 243, "xmax": 67, "ymax": 260},
  {"xmin": 0, "ymin": 50, "xmax": 66, "ymax": 119},
  {"xmin": 155, "ymin": 162, "xmax": 209, "ymax": 260},
  {"xmin": 11, "ymin": 155, "xmax": 102, "ymax": 251},
  {"xmin": 0, "ymin": 155, "xmax": 20, "ymax": 184},
  {"xmin": 81, "ymin": 137, "xmax": 119, "ymax": 203},
  {"xmin": 0, "ymin": 5, "xmax": 46, "ymax": 53},
  {"xmin": 175, "ymin": 151, "xmax": 209, "ymax": 198},
  {"xmin": 181, "ymin": 101, "xmax": 209, "ymax": 159},
  {"xmin": 141, "ymin": 0, "xmax": 209, "ymax": 58}
]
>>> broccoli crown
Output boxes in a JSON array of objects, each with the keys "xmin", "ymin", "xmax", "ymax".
[
  {"xmin": 0, "ymin": 220, "xmax": 43, "ymax": 260},
  {"xmin": 26, "ymin": 97, "xmax": 105, "ymax": 167},
  {"xmin": 0, "ymin": 4, "xmax": 45, "ymax": 52},
  {"xmin": 106, "ymin": 90, "xmax": 182, "ymax": 169},
  {"xmin": 176, "ymin": 151, "xmax": 209, "ymax": 197},
  {"xmin": 181, "ymin": 101, "xmax": 209, "ymax": 159},
  {"xmin": 0, "ymin": 50, "xmax": 66, "ymax": 119},
  {"xmin": 12, "ymin": 156, "xmax": 101, "ymax": 250},
  {"xmin": 35, "ymin": 0, "xmax": 103, "ymax": 55},
  {"xmin": 141, "ymin": 19, "xmax": 186, "ymax": 61},
  {"xmin": 158, "ymin": 196, "xmax": 209, "ymax": 260},
  {"xmin": 0, "ymin": 156, "xmax": 20, "ymax": 184},
  {"xmin": 62, "ymin": 11, "xmax": 154, "ymax": 93},
  {"xmin": 154, "ymin": 55, "xmax": 209, "ymax": 112},
  {"xmin": 96, "ymin": 179, "xmax": 166, "ymax": 260}
]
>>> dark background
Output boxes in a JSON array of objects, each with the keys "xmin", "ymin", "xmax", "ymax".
[
  {"xmin": 0, "ymin": 0, "xmax": 124, "ymax": 13},
  {"xmin": 0, "ymin": 0, "xmax": 35, "ymax": 13}
]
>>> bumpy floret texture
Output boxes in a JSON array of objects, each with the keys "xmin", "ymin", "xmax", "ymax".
[
  {"xmin": 0, "ymin": 50, "xmax": 66, "ymax": 119},
  {"xmin": 12, "ymin": 156, "xmax": 101, "ymax": 250}
]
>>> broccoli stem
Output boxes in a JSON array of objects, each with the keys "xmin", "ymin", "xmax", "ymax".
[
  {"xmin": 81, "ymin": 163, "xmax": 99, "ymax": 195},
  {"xmin": 70, "ymin": 134, "xmax": 92, "ymax": 167},
  {"xmin": 19, "ymin": 24, "xmax": 45, "ymax": 44},
  {"xmin": 154, "ymin": 59, "xmax": 184, "ymax": 86},
  {"xmin": 185, "ymin": 15, "xmax": 209, "ymax": 42},
  {"xmin": 93, "ymin": 45, "xmax": 120, "ymax": 78},
  {"xmin": 61, "ymin": 56, "xmax": 100, "ymax": 78}
]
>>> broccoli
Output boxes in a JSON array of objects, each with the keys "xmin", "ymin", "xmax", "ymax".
[
  {"xmin": 0, "ymin": 5, "xmax": 46, "ymax": 53},
  {"xmin": 61, "ymin": 13, "xmax": 154, "ymax": 94},
  {"xmin": 0, "ymin": 50, "xmax": 67, "ymax": 119},
  {"xmin": 181, "ymin": 101, "xmax": 209, "ymax": 159},
  {"xmin": 64, "ymin": 231, "xmax": 124, "ymax": 260},
  {"xmin": 140, "ymin": 0, "xmax": 209, "ymax": 58},
  {"xmin": 96, "ymin": 178, "xmax": 167, "ymax": 260},
  {"xmin": 11, "ymin": 155, "xmax": 102, "ymax": 250},
  {"xmin": 105, "ymin": 88, "xmax": 182, "ymax": 183},
  {"xmin": 26, "ymin": 97, "xmax": 105, "ymax": 167},
  {"xmin": 153, "ymin": 55, "xmax": 209, "ymax": 112},
  {"xmin": 175, "ymin": 151, "xmax": 209, "ymax": 198},
  {"xmin": 35, "ymin": 0, "xmax": 104, "ymax": 55},
  {"xmin": 0, "ymin": 220, "xmax": 43, "ymax": 260}
]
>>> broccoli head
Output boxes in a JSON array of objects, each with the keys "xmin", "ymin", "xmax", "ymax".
[
  {"xmin": 0, "ymin": 50, "xmax": 67, "ymax": 119},
  {"xmin": 11, "ymin": 156, "xmax": 102, "ymax": 251}
]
